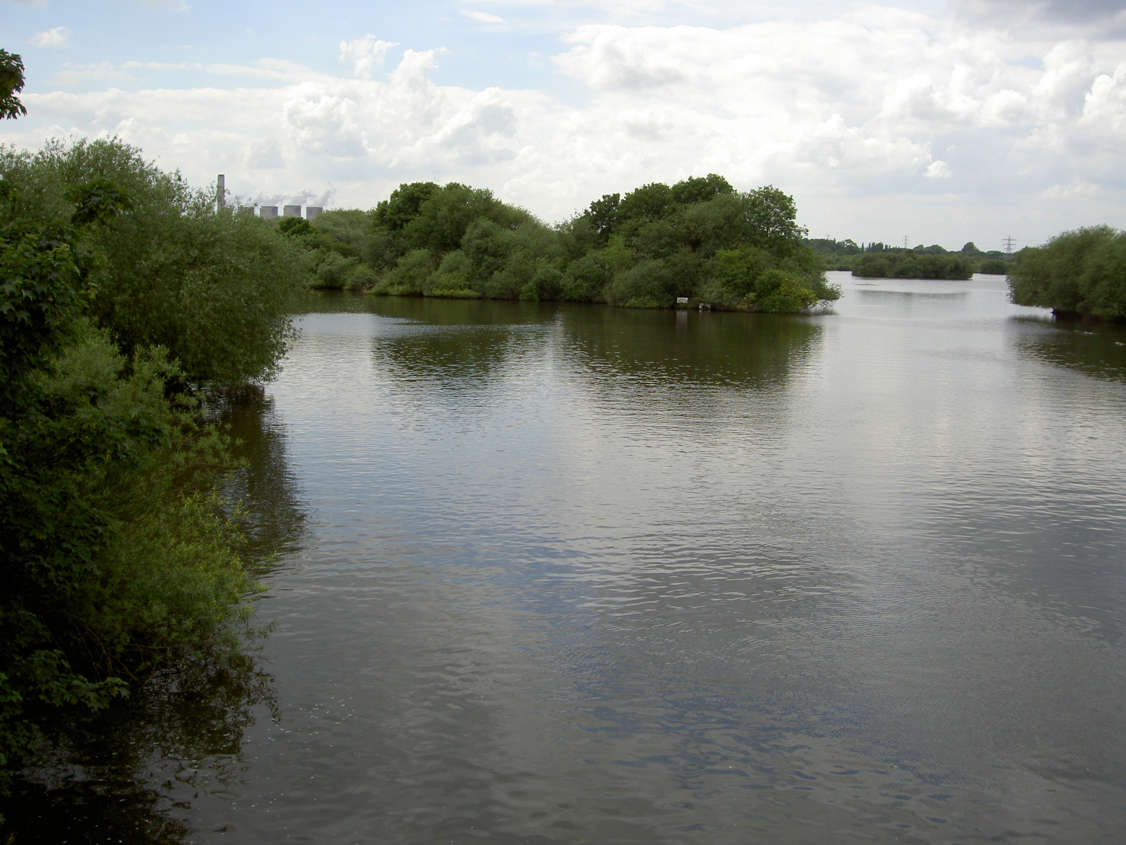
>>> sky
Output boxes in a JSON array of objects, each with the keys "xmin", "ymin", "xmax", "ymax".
[{"xmin": 3, "ymin": 0, "xmax": 1125, "ymax": 251}]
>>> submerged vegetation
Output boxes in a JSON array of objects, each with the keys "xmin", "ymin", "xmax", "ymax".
[
  {"xmin": 1009, "ymin": 226, "xmax": 1126, "ymax": 320},
  {"xmin": 0, "ymin": 137, "xmax": 304, "ymax": 800},
  {"xmin": 285, "ymin": 175, "xmax": 841, "ymax": 313}
]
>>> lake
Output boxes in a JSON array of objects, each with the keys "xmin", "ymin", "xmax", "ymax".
[{"xmin": 18, "ymin": 272, "xmax": 1126, "ymax": 842}]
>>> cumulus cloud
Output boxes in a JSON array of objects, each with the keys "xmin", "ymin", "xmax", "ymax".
[
  {"xmin": 926, "ymin": 160, "xmax": 953, "ymax": 180},
  {"xmin": 339, "ymin": 35, "xmax": 398, "ymax": 78},
  {"xmin": 284, "ymin": 88, "xmax": 367, "ymax": 158},
  {"xmin": 1081, "ymin": 63, "xmax": 1126, "ymax": 137},
  {"xmin": 30, "ymin": 26, "xmax": 69, "ymax": 48},
  {"xmin": 556, "ymin": 25, "xmax": 693, "ymax": 89}
]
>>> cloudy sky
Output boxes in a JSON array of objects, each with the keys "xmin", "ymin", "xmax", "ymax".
[{"xmin": 3, "ymin": 0, "xmax": 1125, "ymax": 250}]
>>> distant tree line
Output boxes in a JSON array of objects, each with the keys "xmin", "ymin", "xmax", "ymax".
[
  {"xmin": 279, "ymin": 175, "xmax": 841, "ymax": 313},
  {"xmin": 1009, "ymin": 226, "xmax": 1126, "ymax": 320},
  {"xmin": 806, "ymin": 238, "xmax": 1011, "ymax": 277}
]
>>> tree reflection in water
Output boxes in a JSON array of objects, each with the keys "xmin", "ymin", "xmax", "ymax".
[{"xmin": 1, "ymin": 386, "xmax": 302, "ymax": 843}]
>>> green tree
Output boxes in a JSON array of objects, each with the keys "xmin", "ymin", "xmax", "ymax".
[
  {"xmin": 373, "ymin": 181, "xmax": 439, "ymax": 231},
  {"xmin": 739, "ymin": 185, "xmax": 806, "ymax": 257},
  {"xmin": 1010, "ymin": 226, "xmax": 1126, "ymax": 319},
  {"xmin": 581, "ymin": 193, "xmax": 620, "ymax": 245},
  {"xmin": 1, "ymin": 139, "xmax": 305, "ymax": 386},
  {"xmin": 670, "ymin": 173, "xmax": 734, "ymax": 206},
  {"xmin": 1, "ymin": 49, "xmax": 27, "ymax": 120},
  {"xmin": 1, "ymin": 150, "xmax": 289, "ymax": 794}
]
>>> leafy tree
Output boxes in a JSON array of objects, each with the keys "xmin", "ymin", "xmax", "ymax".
[
  {"xmin": 581, "ymin": 193, "xmax": 620, "ymax": 245},
  {"xmin": 461, "ymin": 217, "xmax": 515, "ymax": 289},
  {"xmin": 1, "ymin": 144, "xmax": 298, "ymax": 794},
  {"xmin": 605, "ymin": 257, "xmax": 680, "ymax": 308},
  {"xmin": 739, "ymin": 185, "xmax": 806, "ymax": 257},
  {"xmin": 311, "ymin": 209, "xmax": 370, "ymax": 258},
  {"xmin": 699, "ymin": 246, "xmax": 776, "ymax": 308},
  {"xmin": 1, "ymin": 48, "xmax": 27, "ymax": 120},
  {"xmin": 1, "ymin": 139, "xmax": 305, "ymax": 386},
  {"xmin": 374, "ymin": 181, "xmax": 439, "ymax": 231},
  {"xmin": 617, "ymin": 182, "xmax": 674, "ymax": 234},
  {"xmin": 560, "ymin": 252, "xmax": 610, "ymax": 302},
  {"xmin": 278, "ymin": 216, "xmax": 313, "ymax": 238},
  {"xmin": 402, "ymin": 183, "xmax": 528, "ymax": 255},
  {"xmin": 355, "ymin": 174, "xmax": 835, "ymax": 312},
  {"xmin": 377, "ymin": 248, "xmax": 435, "ymax": 295},
  {"xmin": 1009, "ymin": 226, "xmax": 1126, "ymax": 319},
  {"xmin": 977, "ymin": 257, "xmax": 1009, "ymax": 275},
  {"xmin": 670, "ymin": 173, "xmax": 734, "ymax": 206},
  {"xmin": 427, "ymin": 249, "xmax": 475, "ymax": 296}
]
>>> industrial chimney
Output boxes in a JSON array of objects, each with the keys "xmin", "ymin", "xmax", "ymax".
[{"xmin": 217, "ymin": 174, "xmax": 226, "ymax": 211}]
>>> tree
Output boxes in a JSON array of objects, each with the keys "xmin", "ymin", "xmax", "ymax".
[
  {"xmin": 1009, "ymin": 226, "xmax": 1126, "ymax": 319},
  {"xmin": 373, "ymin": 181, "xmax": 439, "ymax": 231},
  {"xmin": 1, "ymin": 138, "xmax": 305, "ymax": 385},
  {"xmin": 1, "ymin": 148, "xmax": 282, "ymax": 795},
  {"xmin": 670, "ymin": 173, "xmax": 734, "ymax": 206},
  {"xmin": 739, "ymin": 186, "xmax": 806, "ymax": 257},
  {"xmin": 1, "ymin": 49, "xmax": 27, "ymax": 120},
  {"xmin": 582, "ymin": 193, "xmax": 620, "ymax": 244}
]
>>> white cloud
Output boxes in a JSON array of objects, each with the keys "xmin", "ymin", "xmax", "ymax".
[
  {"xmin": 284, "ymin": 87, "xmax": 367, "ymax": 158},
  {"xmin": 118, "ymin": 58, "xmax": 316, "ymax": 82},
  {"xmin": 30, "ymin": 26, "xmax": 69, "ymax": 48},
  {"xmin": 462, "ymin": 9, "xmax": 506, "ymax": 26},
  {"xmin": 1081, "ymin": 63, "xmax": 1126, "ymax": 137},
  {"xmin": 1040, "ymin": 181, "xmax": 1100, "ymax": 200},
  {"xmin": 141, "ymin": 0, "xmax": 190, "ymax": 11},
  {"xmin": 339, "ymin": 35, "xmax": 399, "ymax": 79},
  {"xmin": 926, "ymin": 160, "xmax": 953, "ymax": 180},
  {"xmin": 51, "ymin": 61, "xmax": 135, "ymax": 86}
]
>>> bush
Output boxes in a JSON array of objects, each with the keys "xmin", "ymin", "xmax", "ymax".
[
  {"xmin": 1010, "ymin": 226, "xmax": 1126, "ymax": 319},
  {"xmin": 0, "ymin": 138, "xmax": 290, "ymax": 796},
  {"xmin": 1, "ymin": 139, "xmax": 305, "ymax": 386},
  {"xmin": 1, "ymin": 323, "xmax": 258, "ymax": 792},
  {"xmin": 604, "ymin": 258, "xmax": 679, "ymax": 308},
  {"xmin": 376, "ymin": 248, "xmax": 435, "ymax": 295},
  {"xmin": 560, "ymin": 252, "xmax": 611, "ymax": 302}
]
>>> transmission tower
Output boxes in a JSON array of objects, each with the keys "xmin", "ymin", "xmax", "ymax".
[{"xmin": 1003, "ymin": 235, "xmax": 1016, "ymax": 255}]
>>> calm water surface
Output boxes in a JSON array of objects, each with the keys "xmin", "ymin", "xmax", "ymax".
[{"xmin": 49, "ymin": 273, "xmax": 1126, "ymax": 842}]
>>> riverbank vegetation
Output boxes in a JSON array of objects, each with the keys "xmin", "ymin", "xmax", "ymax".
[
  {"xmin": 0, "ymin": 138, "xmax": 304, "ymax": 800},
  {"xmin": 1008, "ymin": 226, "xmax": 1126, "ymax": 320},
  {"xmin": 283, "ymin": 175, "xmax": 840, "ymax": 313}
]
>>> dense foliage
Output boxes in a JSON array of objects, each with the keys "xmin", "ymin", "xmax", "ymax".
[
  {"xmin": 291, "ymin": 175, "xmax": 839, "ymax": 313},
  {"xmin": 1009, "ymin": 226, "xmax": 1126, "ymax": 319},
  {"xmin": 1, "ymin": 138, "xmax": 303, "ymax": 797},
  {"xmin": 853, "ymin": 250, "xmax": 973, "ymax": 280}
]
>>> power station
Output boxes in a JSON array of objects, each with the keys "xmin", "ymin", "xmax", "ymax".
[{"xmin": 217, "ymin": 174, "xmax": 326, "ymax": 221}]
